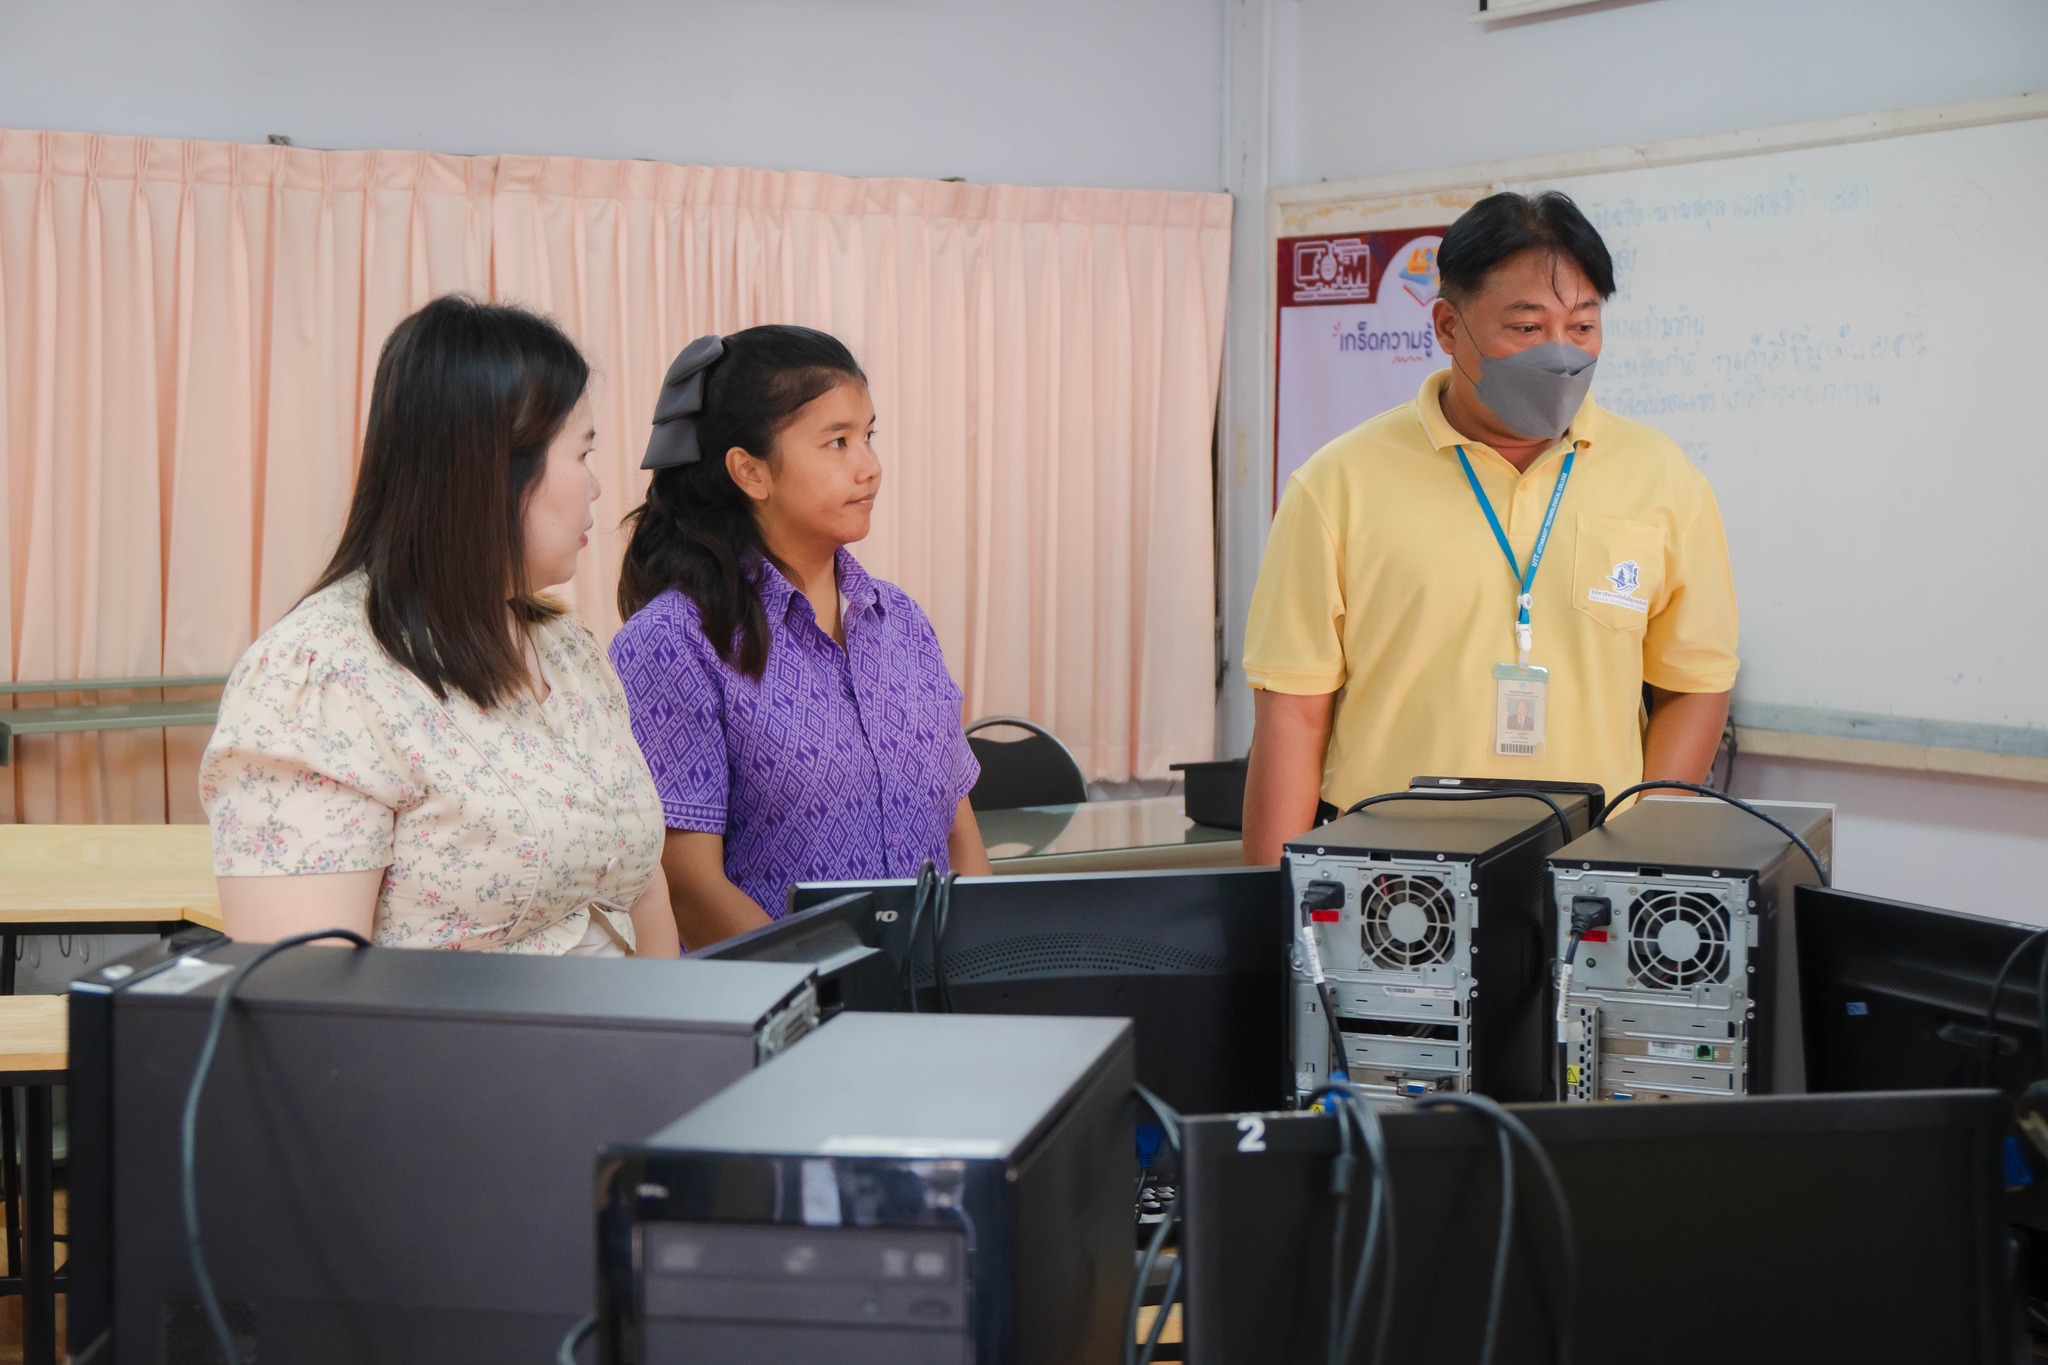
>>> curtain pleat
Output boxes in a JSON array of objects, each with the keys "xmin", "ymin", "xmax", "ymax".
[{"xmin": 0, "ymin": 128, "xmax": 1231, "ymax": 820}]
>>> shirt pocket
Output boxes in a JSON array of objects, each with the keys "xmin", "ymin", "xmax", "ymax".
[{"xmin": 1571, "ymin": 513, "xmax": 1665, "ymax": 635}]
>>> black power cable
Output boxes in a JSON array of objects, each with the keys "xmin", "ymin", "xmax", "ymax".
[
  {"xmin": 1415, "ymin": 1093, "xmax": 1577, "ymax": 1365},
  {"xmin": 900, "ymin": 861, "xmax": 939, "ymax": 1012},
  {"xmin": 1331, "ymin": 1088, "xmax": 1395, "ymax": 1365},
  {"xmin": 1125, "ymin": 1085, "xmax": 1184, "ymax": 1365},
  {"xmin": 1325, "ymin": 1092, "xmax": 1356, "ymax": 1365},
  {"xmin": 1985, "ymin": 930, "xmax": 2048, "ymax": 1039},
  {"xmin": 1553, "ymin": 896, "xmax": 1613, "ymax": 1102},
  {"xmin": 556, "ymin": 1310, "xmax": 598, "ymax": 1364},
  {"xmin": 1964, "ymin": 928, "xmax": 2048, "ymax": 1088},
  {"xmin": 1595, "ymin": 780, "xmax": 1829, "ymax": 887},
  {"xmin": 932, "ymin": 870, "xmax": 960, "ymax": 1015},
  {"xmin": 181, "ymin": 929, "xmax": 373, "ymax": 1365},
  {"xmin": 1466, "ymin": 1117, "xmax": 1515, "ymax": 1365},
  {"xmin": 2036, "ymin": 942, "xmax": 2048, "ymax": 1090},
  {"xmin": 1342, "ymin": 788, "xmax": 1576, "ymax": 848}
]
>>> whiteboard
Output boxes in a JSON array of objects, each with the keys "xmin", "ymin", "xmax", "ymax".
[{"xmin": 1270, "ymin": 96, "xmax": 2048, "ymax": 757}]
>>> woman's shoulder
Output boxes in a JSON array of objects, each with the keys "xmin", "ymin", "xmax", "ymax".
[
  {"xmin": 533, "ymin": 600, "xmax": 610, "ymax": 675},
  {"xmin": 610, "ymin": 588, "xmax": 724, "ymax": 674},
  {"xmin": 614, "ymin": 588, "xmax": 706, "ymax": 645},
  {"xmin": 865, "ymin": 574, "xmax": 941, "ymax": 639},
  {"xmin": 232, "ymin": 575, "xmax": 387, "ymax": 687},
  {"xmin": 214, "ymin": 574, "xmax": 405, "ymax": 740},
  {"xmin": 856, "ymin": 573, "xmax": 959, "ymax": 691}
]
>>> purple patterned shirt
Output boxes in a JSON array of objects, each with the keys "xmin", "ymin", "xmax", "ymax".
[{"xmin": 609, "ymin": 550, "xmax": 979, "ymax": 917}]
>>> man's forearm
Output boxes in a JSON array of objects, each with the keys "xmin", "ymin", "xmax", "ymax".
[
  {"xmin": 1641, "ymin": 687, "xmax": 1732, "ymax": 790},
  {"xmin": 1242, "ymin": 689, "xmax": 1337, "ymax": 865}
]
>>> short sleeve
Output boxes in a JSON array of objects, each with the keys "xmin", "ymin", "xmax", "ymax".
[
  {"xmin": 199, "ymin": 627, "xmax": 401, "ymax": 877},
  {"xmin": 1243, "ymin": 475, "xmax": 1348, "ymax": 695},
  {"xmin": 609, "ymin": 601, "xmax": 729, "ymax": 833},
  {"xmin": 1643, "ymin": 480, "xmax": 1742, "ymax": 693}
]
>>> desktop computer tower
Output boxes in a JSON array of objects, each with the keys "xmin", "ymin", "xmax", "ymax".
[
  {"xmin": 67, "ymin": 935, "xmax": 820, "ymax": 1365},
  {"xmin": 599, "ymin": 1012, "xmax": 1136, "ymax": 1365},
  {"xmin": 1550, "ymin": 797, "xmax": 1833, "ymax": 1102},
  {"xmin": 1283, "ymin": 790, "xmax": 1593, "ymax": 1106}
]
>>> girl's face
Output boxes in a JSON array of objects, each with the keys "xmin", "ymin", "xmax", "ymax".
[
  {"xmin": 736, "ymin": 380, "xmax": 882, "ymax": 552},
  {"xmin": 521, "ymin": 396, "xmax": 599, "ymax": 591}
]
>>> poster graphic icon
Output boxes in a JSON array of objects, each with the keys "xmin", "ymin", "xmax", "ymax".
[
  {"xmin": 1292, "ymin": 238, "xmax": 1375, "ymax": 303},
  {"xmin": 1398, "ymin": 243, "xmax": 1440, "ymax": 305}
]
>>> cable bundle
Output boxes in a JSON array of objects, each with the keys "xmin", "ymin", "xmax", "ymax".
[
  {"xmin": 1409, "ymin": 1093, "xmax": 1577, "ymax": 1365},
  {"xmin": 900, "ymin": 860, "xmax": 960, "ymax": 1013},
  {"xmin": 1321, "ymin": 1084, "xmax": 1395, "ymax": 1365},
  {"xmin": 1125, "ymin": 1085, "xmax": 1184, "ymax": 1365}
]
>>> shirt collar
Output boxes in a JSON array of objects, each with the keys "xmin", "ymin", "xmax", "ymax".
[
  {"xmin": 753, "ymin": 548, "xmax": 885, "ymax": 627},
  {"xmin": 835, "ymin": 549, "xmax": 884, "ymax": 621},
  {"xmin": 1414, "ymin": 367, "xmax": 1603, "ymax": 456}
]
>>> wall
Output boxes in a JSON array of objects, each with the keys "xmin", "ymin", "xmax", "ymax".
[
  {"xmin": 1731, "ymin": 759, "xmax": 2048, "ymax": 927},
  {"xmin": 1214, "ymin": 0, "xmax": 2048, "ymax": 913},
  {"xmin": 0, "ymin": 0, "xmax": 1224, "ymax": 192},
  {"xmin": 1285, "ymin": 0, "xmax": 2048, "ymax": 187}
]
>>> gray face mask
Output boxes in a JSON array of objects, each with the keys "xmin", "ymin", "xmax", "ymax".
[{"xmin": 1470, "ymin": 340, "xmax": 1598, "ymax": 441}]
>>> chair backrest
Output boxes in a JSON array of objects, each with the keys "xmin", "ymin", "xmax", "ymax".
[{"xmin": 964, "ymin": 716, "xmax": 1088, "ymax": 812}]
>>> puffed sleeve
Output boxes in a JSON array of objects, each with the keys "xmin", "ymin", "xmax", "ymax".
[
  {"xmin": 198, "ymin": 610, "xmax": 404, "ymax": 877},
  {"xmin": 609, "ymin": 595, "xmax": 729, "ymax": 834}
]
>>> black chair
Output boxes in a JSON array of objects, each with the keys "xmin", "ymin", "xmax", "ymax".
[{"xmin": 964, "ymin": 716, "xmax": 1088, "ymax": 812}]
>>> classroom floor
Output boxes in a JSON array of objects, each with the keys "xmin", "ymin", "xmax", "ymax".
[{"xmin": 0, "ymin": 1185, "xmax": 65, "ymax": 1364}]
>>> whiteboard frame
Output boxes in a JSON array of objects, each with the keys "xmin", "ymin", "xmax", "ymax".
[{"xmin": 1263, "ymin": 91, "xmax": 2048, "ymax": 783}]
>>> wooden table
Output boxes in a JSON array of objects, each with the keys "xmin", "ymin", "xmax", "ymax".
[
  {"xmin": 0, "ymin": 996, "xmax": 64, "ymax": 1365},
  {"xmin": 0, "ymin": 810, "xmax": 1243, "ymax": 928},
  {"xmin": 982, "ymin": 797, "xmax": 1243, "ymax": 875},
  {"xmin": 0, "ymin": 824, "xmax": 221, "ymax": 936}
]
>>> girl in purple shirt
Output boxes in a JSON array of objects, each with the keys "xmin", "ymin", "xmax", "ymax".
[{"xmin": 610, "ymin": 326, "xmax": 989, "ymax": 949}]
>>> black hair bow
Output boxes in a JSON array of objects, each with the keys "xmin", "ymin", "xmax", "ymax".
[{"xmin": 641, "ymin": 334, "xmax": 725, "ymax": 470}]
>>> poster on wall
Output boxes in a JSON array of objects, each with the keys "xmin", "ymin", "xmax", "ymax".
[{"xmin": 1273, "ymin": 227, "xmax": 1449, "ymax": 505}]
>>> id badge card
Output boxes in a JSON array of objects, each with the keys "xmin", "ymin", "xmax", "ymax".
[{"xmin": 1493, "ymin": 662, "xmax": 1549, "ymax": 758}]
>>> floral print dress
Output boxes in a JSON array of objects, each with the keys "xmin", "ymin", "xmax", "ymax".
[{"xmin": 200, "ymin": 574, "xmax": 665, "ymax": 953}]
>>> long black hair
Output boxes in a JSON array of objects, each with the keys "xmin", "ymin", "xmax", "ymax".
[
  {"xmin": 311, "ymin": 294, "xmax": 589, "ymax": 709},
  {"xmin": 617, "ymin": 325, "xmax": 866, "ymax": 679}
]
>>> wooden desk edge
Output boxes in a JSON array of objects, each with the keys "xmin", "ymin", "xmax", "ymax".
[
  {"xmin": 991, "ymin": 842, "xmax": 1246, "ymax": 876},
  {"xmin": 0, "ymin": 905, "xmax": 222, "ymax": 931},
  {"xmin": 0, "ymin": 995, "xmax": 69, "ymax": 1076}
]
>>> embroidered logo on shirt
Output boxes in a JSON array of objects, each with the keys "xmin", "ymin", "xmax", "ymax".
[{"xmin": 1586, "ymin": 559, "xmax": 1649, "ymax": 614}]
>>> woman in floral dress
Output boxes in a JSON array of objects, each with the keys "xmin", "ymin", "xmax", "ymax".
[{"xmin": 201, "ymin": 296, "xmax": 676, "ymax": 956}]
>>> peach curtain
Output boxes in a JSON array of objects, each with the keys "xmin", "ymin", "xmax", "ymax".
[{"xmin": 0, "ymin": 128, "xmax": 1231, "ymax": 821}]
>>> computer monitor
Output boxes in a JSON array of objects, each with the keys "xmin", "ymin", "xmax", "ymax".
[
  {"xmin": 698, "ymin": 867, "xmax": 1292, "ymax": 1116},
  {"xmin": 1178, "ymin": 1090, "xmax": 2011, "ymax": 1365},
  {"xmin": 67, "ymin": 934, "xmax": 821, "ymax": 1364},
  {"xmin": 1796, "ymin": 883, "xmax": 2048, "ymax": 1232},
  {"xmin": 696, "ymin": 890, "xmax": 902, "ymax": 1013},
  {"xmin": 1797, "ymin": 884, "xmax": 2046, "ymax": 1092}
]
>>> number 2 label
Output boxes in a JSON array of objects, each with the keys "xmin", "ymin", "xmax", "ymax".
[{"xmin": 1235, "ymin": 1116, "xmax": 1267, "ymax": 1153}]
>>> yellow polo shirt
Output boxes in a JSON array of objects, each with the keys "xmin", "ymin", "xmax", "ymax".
[{"xmin": 1246, "ymin": 369, "xmax": 1739, "ymax": 810}]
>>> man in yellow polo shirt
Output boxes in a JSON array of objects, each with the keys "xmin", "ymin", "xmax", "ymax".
[{"xmin": 1241, "ymin": 191, "xmax": 1738, "ymax": 863}]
